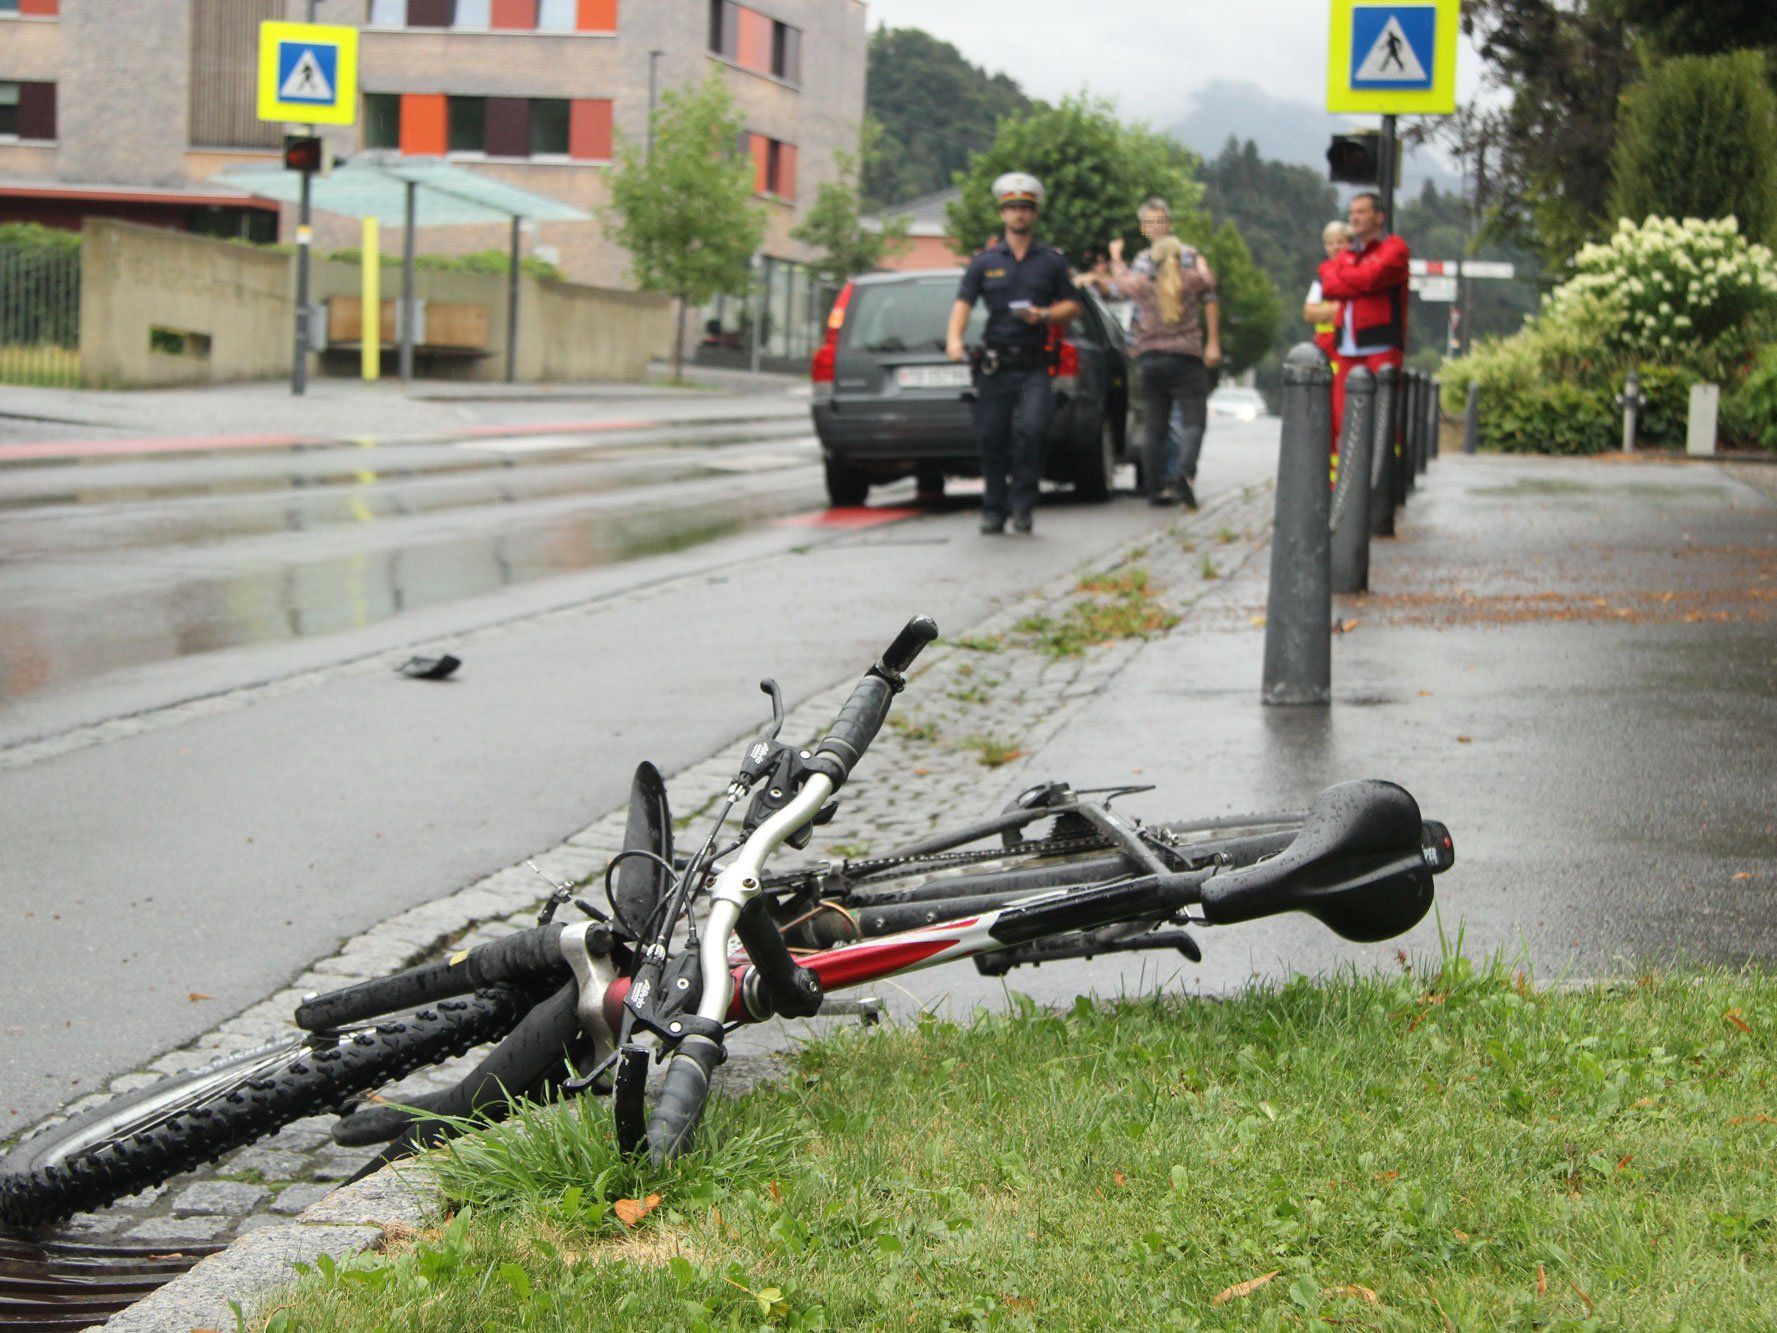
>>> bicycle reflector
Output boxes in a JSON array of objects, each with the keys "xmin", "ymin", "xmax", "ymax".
[{"xmin": 1326, "ymin": 132, "xmax": 1381, "ymax": 185}]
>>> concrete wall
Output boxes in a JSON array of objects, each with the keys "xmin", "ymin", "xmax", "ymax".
[
  {"xmin": 79, "ymin": 219, "xmax": 289, "ymax": 387},
  {"xmin": 78, "ymin": 219, "xmax": 669, "ymax": 387}
]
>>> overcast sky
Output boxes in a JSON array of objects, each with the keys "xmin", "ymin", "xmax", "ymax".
[{"xmin": 861, "ymin": 0, "xmax": 1490, "ymax": 131}]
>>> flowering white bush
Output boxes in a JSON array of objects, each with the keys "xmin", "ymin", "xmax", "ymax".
[{"xmin": 1545, "ymin": 215, "xmax": 1777, "ymax": 362}]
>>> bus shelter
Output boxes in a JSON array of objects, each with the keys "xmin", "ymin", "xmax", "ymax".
[{"xmin": 218, "ymin": 154, "xmax": 589, "ymax": 382}]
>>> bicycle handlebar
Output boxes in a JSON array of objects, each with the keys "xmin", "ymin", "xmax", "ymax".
[{"xmin": 808, "ymin": 615, "xmax": 938, "ymax": 789}]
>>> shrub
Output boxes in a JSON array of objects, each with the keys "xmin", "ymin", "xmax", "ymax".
[
  {"xmin": 0, "ymin": 222, "xmax": 81, "ymax": 258},
  {"xmin": 1630, "ymin": 361, "xmax": 1694, "ymax": 446},
  {"xmin": 1549, "ymin": 215, "xmax": 1777, "ymax": 368},
  {"xmin": 1609, "ymin": 50, "xmax": 1777, "ymax": 246},
  {"xmin": 1721, "ymin": 343, "xmax": 1777, "ymax": 449},
  {"xmin": 1483, "ymin": 382, "xmax": 1616, "ymax": 454}
]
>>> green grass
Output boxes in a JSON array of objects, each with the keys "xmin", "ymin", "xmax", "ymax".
[
  {"xmin": 887, "ymin": 715, "xmax": 941, "ymax": 743},
  {"xmin": 959, "ymin": 734, "xmax": 1024, "ymax": 768},
  {"xmin": 268, "ymin": 953, "xmax": 1777, "ymax": 1329},
  {"xmin": 951, "ymin": 634, "xmax": 1005, "ymax": 654},
  {"xmin": 1013, "ymin": 564, "xmax": 1179, "ymax": 659}
]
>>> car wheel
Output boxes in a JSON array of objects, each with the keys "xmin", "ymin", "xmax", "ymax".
[
  {"xmin": 824, "ymin": 457, "xmax": 870, "ymax": 508},
  {"xmin": 1070, "ymin": 409, "xmax": 1119, "ymax": 502}
]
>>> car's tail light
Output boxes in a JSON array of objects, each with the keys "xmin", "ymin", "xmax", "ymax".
[
  {"xmin": 810, "ymin": 282, "xmax": 853, "ymax": 403},
  {"xmin": 1047, "ymin": 323, "xmax": 1079, "ymax": 389}
]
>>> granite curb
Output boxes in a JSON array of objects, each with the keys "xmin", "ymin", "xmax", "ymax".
[{"xmin": 78, "ymin": 478, "xmax": 1279, "ymax": 1329}]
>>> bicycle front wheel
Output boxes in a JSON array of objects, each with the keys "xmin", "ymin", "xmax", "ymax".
[{"xmin": 0, "ymin": 988, "xmax": 526, "ymax": 1231}]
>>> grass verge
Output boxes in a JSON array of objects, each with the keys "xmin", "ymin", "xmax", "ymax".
[{"xmin": 267, "ymin": 953, "xmax": 1774, "ymax": 1329}]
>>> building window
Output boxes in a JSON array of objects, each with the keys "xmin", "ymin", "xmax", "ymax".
[
  {"xmin": 0, "ymin": 81, "xmax": 55, "ymax": 139},
  {"xmin": 708, "ymin": 0, "xmax": 736, "ymax": 59},
  {"xmin": 406, "ymin": 0, "xmax": 454, "ymax": 26},
  {"xmin": 448, "ymin": 95, "xmax": 486, "ymax": 153},
  {"xmin": 771, "ymin": 22, "xmax": 800, "ymax": 84},
  {"xmin": 742, "ymin": 131, "xmax": 796, "ymax": 199},
  {"xmin": 368, "ymin": 0, "xmax": 407, "ymax": 24},
  {"xmin": 569, "ymin": 98, "xmax": 612, "ymax": 159},
  {"xmin": 453, "ymin": 0, "xmax": 490, "ymax": 28},
  {"xmin": 2, "ymin": 0, "xmax": 64, "ymax": 14},
  {"xmin": 536, "ymin": 0, "xmax": 574, "ymax": 29},
  {"xmin": 532, "ymin": 98, "xmax": 570, "ymax": 155},
  {"xmin": 364, "ymin": 92, "xmax": 401, "ymax": 149}
]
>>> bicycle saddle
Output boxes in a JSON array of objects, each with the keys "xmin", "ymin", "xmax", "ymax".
[{"xmin": 1197, "ymin": 779, "xmax": 1439, "ymax": 942}]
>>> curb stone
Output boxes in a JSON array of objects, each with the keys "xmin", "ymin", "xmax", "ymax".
[{"xmin": 76, "ymin": 480, "xmax": 1278, "ymax": 1328}]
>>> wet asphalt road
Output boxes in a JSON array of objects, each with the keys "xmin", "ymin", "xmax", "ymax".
[
  {"xmin": 0, "ymin": 415, "xmax": 1282, "ymax": 1140},
  {"xmin": 889, "ymin": 453, "xmax": 1777, "ymax": 1020}
]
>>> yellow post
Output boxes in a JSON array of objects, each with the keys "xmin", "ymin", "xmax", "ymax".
[{"xmin": 361, "ymin": 217, "xmax": 380, "ymax": 382}]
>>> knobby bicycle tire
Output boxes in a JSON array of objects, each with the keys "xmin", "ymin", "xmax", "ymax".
[{"xmin": 0, "ymin": 988, "xmax": 526, "ymax": 1231}]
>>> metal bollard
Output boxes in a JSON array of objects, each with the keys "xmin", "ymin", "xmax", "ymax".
[
  {"xmin": 1403, "ymin": 371, "xmax": 1419, "ymax": 494},
  {"xmin": 1330, "ymin": 366, "xmax": 1375, "ymax": 596},
  {"xmin": 1392, "ymin": 370, "xmax": 1412, "ymax": 510},
  {"xmin": 1616, "ymin": 370, "xmax": 1643, "ymax": 453},
  {"xmin": 1427, "ymin": 377, "xmax": 1441, "ymax": 463},
  {"xmin": 1262, "ymin": 344, "xmax": 1334, "ymax": 706},
  {"xmin": 1462, "ymin": 380, "xmax": 1480, "ymax": 454},
  {"xmin": 1371, "ymin": 365, "xmax": 1398, "ymax": 537}
]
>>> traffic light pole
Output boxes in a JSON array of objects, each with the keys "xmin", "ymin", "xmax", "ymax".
[
  {"xmin": 1378, "ymin": 114, "xmax": 1397, "ymax": 237},
  {"xmin": 292, "ymin": 161, "xmax": 312, "ymax": 396}
]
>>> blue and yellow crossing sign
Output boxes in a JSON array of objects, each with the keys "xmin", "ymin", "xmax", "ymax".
[
  {"xmin": 257, "ymin": 20, "xmax": 359, "ymax": 125},
  {"xmin": 1327, "ymin": 0, "xmax": 1458, "ymax": 114}
]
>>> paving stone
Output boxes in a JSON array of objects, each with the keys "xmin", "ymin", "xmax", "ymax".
[
  {"xmin": 127, "ymin": 1213, "xmax": 231, "ymax": 1245},
  {"xmin": 222, "ymin": 1146, "xmax": 309, "ymax": 1181},
  {"xmin": 270, "ymin": 1183, "xmax": 335, "ymax": 1215},
  {"xmin": 171, "ymin": 1180, "xmax": 269, "ymax": 1216}
]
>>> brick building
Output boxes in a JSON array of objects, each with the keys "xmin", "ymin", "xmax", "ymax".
[{"xmin": 0, "ymin": 0, "xmax": 867, "ymax": 365}]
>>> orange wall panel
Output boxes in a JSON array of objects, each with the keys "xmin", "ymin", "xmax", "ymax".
[
  {"xmin": 491, "ymin": 0, "xmax": 537, "ymax": 29},
  {"xmin": 736, "ymin": 6, "xmax": 771, "ymax": 73},
  {"xmin": 776, "ymin": 143, "xmax": 796, "ymax": 199},
  {"xmin": 19, "ymin": 0, "xmax": 60, "ymax": 15},
  {"xmin": 576, "ymin": 0, "xmax": 617, "ymax": 30},
  {"xmin": 569, "ymin": 99, "xmax": 613, "ymax": 160},
  {"xmin": 400, "ymin": 94, "xmax": 448, "ymax": 156}
]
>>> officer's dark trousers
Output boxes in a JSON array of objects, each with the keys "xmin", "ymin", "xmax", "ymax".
[
  {"xmin": 972, "ymin": 367, "xmax": 1053, "ymax": 519},
  {"xmin": 1138, "ymin": 352, "xmax": 1208, "ymax": 498}
]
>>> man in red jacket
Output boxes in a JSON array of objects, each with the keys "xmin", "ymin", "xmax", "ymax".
[{"xmin": 1318, "ymin": 192, "xmax": 1410, "ymax": 458}]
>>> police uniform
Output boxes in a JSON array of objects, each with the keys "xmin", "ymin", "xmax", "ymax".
[{"xmin": 955, "ymin": 190, "xmax": 1079, "ymax": 529}]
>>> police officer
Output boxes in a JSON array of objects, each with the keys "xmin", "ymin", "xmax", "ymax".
[{"xmin": 946, "ymin": 172, "xmax": 1082, "ymax": 535}]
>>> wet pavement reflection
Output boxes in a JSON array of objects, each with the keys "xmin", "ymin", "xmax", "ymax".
[{"xmin": 0, "ymin": 431, "xmax": 839, "ymax": 705}]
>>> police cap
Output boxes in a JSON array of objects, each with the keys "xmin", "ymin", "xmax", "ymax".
[{"xmin": 992, "ymin": 172, "xmax": 1045, "ymax": 208}]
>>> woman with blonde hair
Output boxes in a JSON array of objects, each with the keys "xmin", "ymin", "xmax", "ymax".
[{"xmin": 1110, "ymin": 227, "xmax": 1219, "ymax": 507}]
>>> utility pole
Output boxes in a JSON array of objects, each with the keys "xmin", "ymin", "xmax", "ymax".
[{"xmin": 1378, "ymin": 113, "xmax": 1397, "ymax": 237}]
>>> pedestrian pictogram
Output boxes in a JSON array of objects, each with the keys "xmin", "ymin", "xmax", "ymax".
[
  {"xmin": 1327, "ymin": 0, "xmax": 1457, "ymax": 114},
  {"xmin": 257, "ymin": 20, "xmax": 358, "ymax": 126},
  {"xmin": 278, "ymin": 45, "xmax": 336, "ymax": 105},
  {"xmin": 1352, "ymin": 11, "xmax": 1431, "ymax": 87}
]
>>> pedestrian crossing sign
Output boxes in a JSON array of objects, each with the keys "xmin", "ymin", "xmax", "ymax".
[
  {"xmin": 1327, "ymin": 0, "xmax": 1458, "ymax": 114},
  {"xmin": 257, "ymin": 21, "xmax": 358, "ymax": 125}
]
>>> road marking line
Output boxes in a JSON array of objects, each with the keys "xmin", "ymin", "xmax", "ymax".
[
  {"xmin": 0, "ymin": 433, "xmax": 319, "ymax": 462},
  {"xmin": 773, "ymin": 505, "xmax": 923, "ymax": 529}
]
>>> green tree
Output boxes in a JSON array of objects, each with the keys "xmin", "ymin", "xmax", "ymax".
[
  {"xmin": 1613, "ymin": 0, "xmax": 1777, "ymax": 56},
  {"xmin": 602, "ymin": 74, "xmax": 766, "ymax": 379},
  {"xmin": 791, "ymin": 124, "xmax": 912, "ymax": 285},
  {"xmin": 1464, "ymin": 0, "xmax": 1638, "ymax": 262},
  {"xmin": 945, "ymin": 95, "xmax": 1201, "ymax": 265},
  {"xmin": 863, "ymin": 26, "xmax": 1032, "ymax": 207},
  {"xmin": 1609, "ymin": 50, "xmax": 1777, "ymax": 244}
]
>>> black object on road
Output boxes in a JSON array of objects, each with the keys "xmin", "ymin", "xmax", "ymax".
[{"xmin": 397, "ymin": 654, "xmax": 461, "ymax": 680}]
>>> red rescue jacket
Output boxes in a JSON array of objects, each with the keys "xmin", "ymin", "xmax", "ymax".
[{"xmin": 1318, "ymin": 234, "xmax": 1410, "ymax": 351}]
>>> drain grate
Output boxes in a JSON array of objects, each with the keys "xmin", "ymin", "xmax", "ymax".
[{"xmin": 0, "ymin": 1233, "xmax": 223, "ymax": 1331}]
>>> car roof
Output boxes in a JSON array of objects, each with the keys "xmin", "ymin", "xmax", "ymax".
[{"xmin": 851, "ymin": 268, "xmax": 965, "ymax": 285}]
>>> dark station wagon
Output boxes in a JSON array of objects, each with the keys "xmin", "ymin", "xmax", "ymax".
[{"xmin": 809, "ymin": 269, "xmax": 1140, "ymax": 508}]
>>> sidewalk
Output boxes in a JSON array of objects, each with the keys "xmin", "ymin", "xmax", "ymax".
[{"xmin": 0, "ymin": 366, "xmax": 808, "ymax": 454}]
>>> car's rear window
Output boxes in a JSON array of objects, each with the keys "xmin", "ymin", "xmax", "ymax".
[{"xmin": 842, "ymin": 277, "xmax": 984, "ymax": 354}]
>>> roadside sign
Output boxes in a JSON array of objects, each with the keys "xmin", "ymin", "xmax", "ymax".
[
  {"xmin": 1327, "ymin": 0, "xmax": 1458, "ymax": 114},
  {"xmin": 1410, "ymin": 274, "xmax": 1458, "ymax": 302},
  {"xmin": 1411, "ymin": 259, "xmax": 1516, "ymax": 280},
  {"xmin": 257, "ymin": 21, "xmax": 358, "ymax": 125}
]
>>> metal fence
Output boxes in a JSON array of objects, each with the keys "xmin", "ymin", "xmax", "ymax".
[{"xmin": 0, "ymin": 242, "xmax": 82, "ymax": 388}]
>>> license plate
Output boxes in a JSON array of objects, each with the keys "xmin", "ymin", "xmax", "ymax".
[{"xmin": 896, "ymin": 364, "xmax": 971, "ymax": 390}]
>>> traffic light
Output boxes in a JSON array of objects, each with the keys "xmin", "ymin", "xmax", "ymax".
[
  {"xmin": 1326, "ymin": 132, "xmax": 1381, "ymax": 185},
  {"xmin": 283, "ymin": 134, "xmax": 325, "ymax": 174}
]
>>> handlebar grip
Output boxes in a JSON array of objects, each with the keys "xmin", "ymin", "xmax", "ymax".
[
  {"xmin": 645, "ymin": 1034, "xmax": 722, "ymax": 1164},
  {"xmin": 881, "ymin": 615, "xmax": 939, "ymax": 675},
  {"xmin": 812, "ymin": 674, "xmax": 894, "ymax": 789}
]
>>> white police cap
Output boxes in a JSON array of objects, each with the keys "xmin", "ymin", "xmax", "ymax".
[{"xmin": 992, "ymin": 172, "xmax": 1045, "ymax": 207}]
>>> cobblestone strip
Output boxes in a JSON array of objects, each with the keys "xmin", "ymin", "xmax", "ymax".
[{"xmin": 12, "ymin": 482, "xmax": 1278, "ymax": 1327}]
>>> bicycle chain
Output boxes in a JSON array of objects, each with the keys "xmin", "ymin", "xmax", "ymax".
[{"xmin": 759, "ymin": 832, "xmax": 1116, "ymax": 892}]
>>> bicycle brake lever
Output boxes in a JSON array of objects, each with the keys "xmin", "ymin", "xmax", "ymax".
[{"xmin": 759, "ymin": 678, "xmax": 785, "ymax": 741}]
